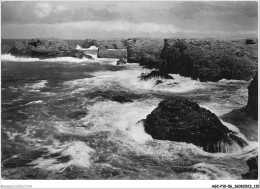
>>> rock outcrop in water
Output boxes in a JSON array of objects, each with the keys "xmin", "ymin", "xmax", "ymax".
[
  {"xmin": 8, "ymin": 39, "xmax": 93, "ymax": 59},
  {"xmin": 125, "ymin": 38, "xmax": 164, "ymax": 68},
  {"xmin": 246, "ymin": 39, "xmax": 257, "ymax": 45},
  {"xmin": 246, "ymin": 72, "xmax": 258, "ymax": 120},
  {"xmin": 139, "ymin": 70, "xmax": 173, "ymax": 81},
  {"xmin": 143, "ymin": 97, "xmax": 248, "ymax": 153},
  {"xmin": 125, "ymin": 38, "xmax": 257, "ymax": 82},
  {"xmin": 117, "ymin": 58, "xmax": 127, "ymax": 65},
  {"xmin": 242, "ymin": 156, "xmax": 258, "ymax": 179}
]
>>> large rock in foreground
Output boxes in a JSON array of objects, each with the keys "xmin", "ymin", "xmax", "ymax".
[
  {"xmin": 246, "ymin": 72, "xmax": 258, "ymax": 120},
  {"xmin": 143, "ymin": 97, "xmax": 248, "ymax": 153},
  {"xmin": 125, "ymin": 38, "xmax": 164, "ymax": 68},
  {"xmin": 8, "ymin": 38, "xmax": 92, "ymax": 59},
  {"xmin": 161, "ymin": 39, "xmax": 257, "ymax": 82}
]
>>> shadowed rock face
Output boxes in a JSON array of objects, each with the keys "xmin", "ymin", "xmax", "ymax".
[
  {"xmin": 143, "ymin": 97, "xmax": 248, "ymax": 153},
  {"xmin": 161, "ymin": 39, "xmax": 257, "ymax": 82},
  {"xmin": 125, "ymin": 38, "xmax": 164, "ymax": 68},
  {"xmin": 242, "ymin": 156, "xmax": 258, "ymax": 179},
  {"xmin": 246, "ymin": 72, "xmax": 258, "ymax": 120},
  {"xmin": 8, "ymin": 39, "xmax": 92, "ymax": 59},
  {"xmin": 125, "ymin": 38, "xmax": 257, "ymax": 82}
]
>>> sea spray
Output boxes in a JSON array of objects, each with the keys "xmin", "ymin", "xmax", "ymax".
[{"xmin": 27, "ymin": 140, "xmax": 96, "ymax": 172}]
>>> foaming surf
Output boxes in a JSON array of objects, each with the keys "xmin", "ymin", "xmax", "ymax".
[
  {"xmin": 190, "ymin": 163, "xmax": 237, "ymax": 180},
  {"xmin": 1, "ymin": 54, "xmax": 96, "ymax": 63},
  {"xmin": 86, "ymin": 67, "xmax": 205, "ymax": 93},
  {"xmin": 28, "ymin": 140, "xmax": 96, "ymax": 172},
  {"xmin": 23, "ymin": 80, "xmax": 48, "ymax": 92}
]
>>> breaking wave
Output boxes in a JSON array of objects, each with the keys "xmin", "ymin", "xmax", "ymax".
[{"xmin": 1, "ymin": 54, "xmax": 96, "ymax": 63}]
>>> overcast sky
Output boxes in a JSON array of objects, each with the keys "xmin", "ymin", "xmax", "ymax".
[{"xmin": 1, "ymin": 1, "xmax": 258, "ymax": 39}]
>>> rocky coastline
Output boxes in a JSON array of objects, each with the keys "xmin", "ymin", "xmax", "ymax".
[{"xmin": 8, "ymin": 38, "xmax": 93, "ymax": 59}]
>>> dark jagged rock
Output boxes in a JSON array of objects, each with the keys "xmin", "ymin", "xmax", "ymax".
[
  {"xmin": 246, "ymin": 72, "xmax": 258, "ymax": 120},
  {"xmin": 86, "ymin": 90, "xmax": 134, "ymax": 103},
  {"xmin": 246, "ymin": 39, "xmax": 257, "ymax": 45},
  {"xmin": 117, "ymin": 58, "xmax": 127, "ymax": 65},
  {"xmin": 143, "ymin": 97, "xmax": 248, "ymax": 153},
  {"xmin": 242, "ymin": 156, "xmax": 258, "ymax": 179},
  {"xmin": 97, "ymin": 46, "xmax": 127, "ymax": 59},
  {"xmin": 81, "ymin": 39, "xmax": 99, "ymax": 48},
  {"xmin": 8, "ymin": 38, "xmax": 93, "ymax": 59},
  {"xmin": 82, "ymin": 39, "xmax": 126, "ymax": 49},
  {"xmin": 155, "ymin": 80, "xmax": 163, "ymax": 86},
  {"xmin": 125, "ymin": 38, "xmax": 164, "ymax": 68},
  {"xmin": 139, "ymin": 70, "xmax": 173, "ymax": 81},
  {"xmin": 161, "ymin": 39, "xmax": 257, "ymax": 82}
]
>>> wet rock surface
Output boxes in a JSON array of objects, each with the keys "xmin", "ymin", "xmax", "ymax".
[
  {"xmin": 242, "ymin": 156, "xmax": 258, "ymax": 179},
  {"xmin": 143, "ymin": 97, "xmax": 248, "ymax": 153},
  {"xmin": 116, "ymin": 58, "xmax": 127, "ymax": 65}
]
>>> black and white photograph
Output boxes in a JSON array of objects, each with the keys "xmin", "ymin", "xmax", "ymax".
[{"xmin": 1, "ymin": 1, "xmax": 258, "ymax": 188}]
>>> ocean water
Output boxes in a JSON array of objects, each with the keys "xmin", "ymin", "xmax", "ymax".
[{"xmin": 1, "ymin": 39, "xmax": 258, "ymax": 180}]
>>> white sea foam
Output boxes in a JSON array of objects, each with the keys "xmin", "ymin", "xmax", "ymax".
[
  {"xmin": 1, "ymin": 54, "xmax": 95, "ymax": 63},
  {"xmin": 192, "ymin": 163, "xmax": 237, "ymax": 180},
  {"xmin": 24, "ymin": 100, "xmax": 44, "ymax": 105},
  {"xmin": 218, "ymin": 79, "xmax": 248, "ymax": 84},
  {"xmin": 23, "ymin": 80, "xmax": 48, "ymax": 92},
  {"xmin": 199, "ymin": 102, "xmax": 238, "ymax": 117},
  {"xmin": 68, "ymin": 67, "xmax": 204, "ymax": 93},
  {"xmin": 87, "ymin": 46, "xmax": 98, "ymax": 50},
  {"xmin": 28, "ymin": 140, "xmax": 95, "ymax": 171}
]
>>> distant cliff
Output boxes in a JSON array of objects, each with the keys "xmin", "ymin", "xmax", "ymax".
[
  {"xmin": 125, "ymin": 38, "xmax": 258, "ymax": 82},
  {"xmin": 8, "ymin": 38, "xmax": 93, "ymax": 59},
  {"xmin": 125, "ymin": 38, "xmax": 164, "ymax": 68}
]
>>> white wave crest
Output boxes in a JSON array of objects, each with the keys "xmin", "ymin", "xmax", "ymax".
[
  {"xmin": 87, "ymin": 46, "xmax": 98, "ymax": 50},
  {"xmin": 1, "ymin": 54, "xmax": 95, "ymax": 63},
  {"xmin": 192, "ymin": 163, "xmax": 237, "ymax": 180},
  {"xmin": 80, "ymin": 99, "xmax": 159, "ymax": 141},
  {"xmin": 218, "ymin": 79, "xmax": 248, "ymax": 84},
  {"xmin": 66, "ymin": 66, "xmax": 204, "ymax": 93},
  {"xmin": 28, "ymin": 140, "xmax": 95, "ymax": 172},
  {"xmin": 23, "ymin": 80, "xmax": 48, "ymax": 92},
  {"xmin": 24, "ymin": 100, "xmax": 44, "ymax": 105}
]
